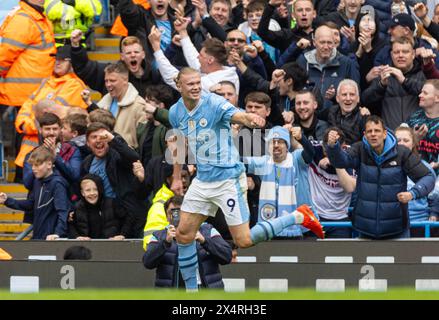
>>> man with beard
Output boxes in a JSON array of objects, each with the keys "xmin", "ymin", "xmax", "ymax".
[
  {"xmin": 225, "ymin": 29, "xmax": 272, "ymax": 107},
  {"xmin": 244, "ymin": 126, "xmax": 317, "ymax": 239},
  {"xmin": 70, "ymin": 31, "xmax": 161, "ymax": 97},
  {"xmin": 293, "ymin": 90, "xmax": 329, "ymax": 143},
  {"xmin": 22, "ymin": 112, "xmax": 82, "ymax": 191}
]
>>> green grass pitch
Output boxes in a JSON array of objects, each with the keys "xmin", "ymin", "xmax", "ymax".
[{"xmin": 1, "ymin": 288, "xmax": 439, "ymax": 300}]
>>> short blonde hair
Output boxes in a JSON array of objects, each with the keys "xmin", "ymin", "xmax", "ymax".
[
  {"xmin": 425, "ymin": 79, "xmax": 439, "ymax": 91},
  {"xmin": 174, "ymin": 67, "xmax": 199, "ymax": 86},
  {"xmin": 28, "ymin": 146, "xmax": 55, "ymax": 165}
]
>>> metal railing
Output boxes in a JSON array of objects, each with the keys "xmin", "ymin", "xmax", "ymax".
[
  {"xmin": 0, "ymin": 140, "xmax": 7, "ymax": 181},
  {"xmin": 321, "ymin": 221, "xmax": 439, "ymax": 238},
  {"xmin": 15, "ymin": 225, "xmax": 33, "ymax": 240}
]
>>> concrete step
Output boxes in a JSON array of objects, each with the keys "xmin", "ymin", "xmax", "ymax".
[
  {"xmin": 0, "ymin": 234, "xmax": 31, "ymax": 240},
  {"xmin": 0, "ymin": 212, "xmax": 24, "ymax": 221},
  {"xmin": 88, "ymin": 51, "xmax": 119, "ymax": 62},
  {"xmin": 94, "ymin": 26, "xmax": 110, "ymax": 36},
  {"xmin": 94, "ymin": 26, "xmax": 120, "ymax": 38},
  {"xmin": 0, "ymin": 184, "xmax": 27, "ymax": 193},
  {"xmin": 95, "ymin": 38, "xmax": 120, "ymax": 53},
  {"xmin": 0, "ymin": 223, "xmax": 30, "ymax": 233}
]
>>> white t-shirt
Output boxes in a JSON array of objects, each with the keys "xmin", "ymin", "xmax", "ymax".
[{"xmin": 308, "ymin": 161, "xmax": 353, "ymax": 220}]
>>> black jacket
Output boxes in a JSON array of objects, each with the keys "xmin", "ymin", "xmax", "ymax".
[
  {"xmin": 313, "ymin": 0, "xmax": 337, "ymax": 16},
  {"xmin": 71, "ymin": 46, "xmax": 161, "ymax": 97},
  {"xmin": 69, "ymin": 174, "xmax": 130, "ymax": 238},
  {"xmin": 361, "ymin": 60, "xmax": 426, "ymax": 131},
  {"xmin": 257, "ymin": 4, "xmax": 313, "ymax": 53},
  {"xmin": 327, "ymin": 105, "xmax": 366, "ymax": 145},
  {"xmin": 294, "ymin": 115, "xmax": 329, "ymax": 143},
  {"xmin": 82, "ymin": 135, "xmax": 146, "ymax": 238},
  {"xmin": 143, "ymin": 223, "xmax": 232, "ymax": 288}
]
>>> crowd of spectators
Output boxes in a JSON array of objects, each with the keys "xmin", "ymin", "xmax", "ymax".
[{"xmin": 1, "ymin": 0, "xmax": 439, "ymax": 247}]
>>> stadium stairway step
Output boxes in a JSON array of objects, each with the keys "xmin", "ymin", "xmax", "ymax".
[
  {"xmin": 94, "ymin": 26, "xmax": 119, "ymax": 38},
  {"xmin": 95, "ymin": 38, "xmax": 120, "ymax": 53},
  {"xmin": 88, "ymin": 26, "xmax": 120, "ymax": 63},
  {"xmin": 88, "ymin": 51, "xmax": 120, "ymax": 63},
  {"xmin": 0, "ymin": 184, "xmax": 30, "ymax": 240}
]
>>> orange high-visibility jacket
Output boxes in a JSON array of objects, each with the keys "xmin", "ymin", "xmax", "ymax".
[
  {"xmin": 0, "ymin": 1, "xmax": 56, "ymax": 107},
  {"xmin": 110, "ymin": 0, "xmax": 150, "ymax": 37},
  {"xmin": 15, "ymin": 72, "xmax": 88, "ymax": 167}
]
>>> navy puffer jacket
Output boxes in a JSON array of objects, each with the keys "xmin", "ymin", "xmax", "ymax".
[{"xmin": 326, "ymin": 131, "xmax": 435, "ymax": 238}]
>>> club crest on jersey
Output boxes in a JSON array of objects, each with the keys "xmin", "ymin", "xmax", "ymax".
[
  {"xmin": 261, "ymin": 204, "xmax": 276, "ymax": 220},
  {"xmin": 46, "ymin": 93, "xmax": 54, "ymax": 99},
  {"xmin": 199, "ymin": 118, "xmax": 208, "ymax": 127}
]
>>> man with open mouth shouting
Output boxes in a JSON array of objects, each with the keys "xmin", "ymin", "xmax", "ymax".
[{"xmin": 70, "ymin": 30, "xmax": 161, "ymax": 98}]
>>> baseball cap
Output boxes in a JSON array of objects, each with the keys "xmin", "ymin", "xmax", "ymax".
[
  {"xmin": 50, "ymin": 45, "xmax": 72, "ymax": 60},
  {"xmin": 390, "ymin": 13, "xmax": 416, "ymax": 32},
  {"xmin": 266, "ymin": 126, "xmax": 291, "ymax": 149}
]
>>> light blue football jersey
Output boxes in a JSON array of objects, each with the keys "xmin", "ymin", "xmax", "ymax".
[{"xmin": 169, "ymin": 92, "xmax": 245, "ymax": 182}]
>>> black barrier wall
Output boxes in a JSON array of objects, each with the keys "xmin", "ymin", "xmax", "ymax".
[{"xmin": 2, "ymin": 240, "xmax": 439, "ymax": 291}]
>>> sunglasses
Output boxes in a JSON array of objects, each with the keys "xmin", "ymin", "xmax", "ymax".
[{"xmin": 227, "ymin": 37, "xmax": 246, "ymax": 43}]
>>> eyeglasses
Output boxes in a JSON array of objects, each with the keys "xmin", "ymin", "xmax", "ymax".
[{"xmin": 227, "ymin": 38, "xmax": 246, "ymax": 43}]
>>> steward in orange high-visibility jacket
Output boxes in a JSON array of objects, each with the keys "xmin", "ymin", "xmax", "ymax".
[
  {"xmin": 0, "ymin": 0, "xmax": 56, "ymax": 107},
  {"xmin": 15, "ymin": 45, "xmax": 88, "ymax": 167}
]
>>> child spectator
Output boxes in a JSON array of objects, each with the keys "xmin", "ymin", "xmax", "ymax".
[
  {"xmin": 61, "ymin": 113, "xmax": 89, "ymax": 159},
  {"xmin": 395, "ymin": 125, "xmax": 438, "ymax": 237},
  {"xmin": 238, "ymin": 0, "xmax": 280, "ymax": 63},
  {"xmin": 0, "ymin": 146, "xmax": 70, "ymax": 240},
  {"xmin": 69, "ymin": 174, "xmax": 130, "ymax": 240},
  {"xmin": 88, "ymin": 109, "xmax": 116, "ymax": 131}
]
